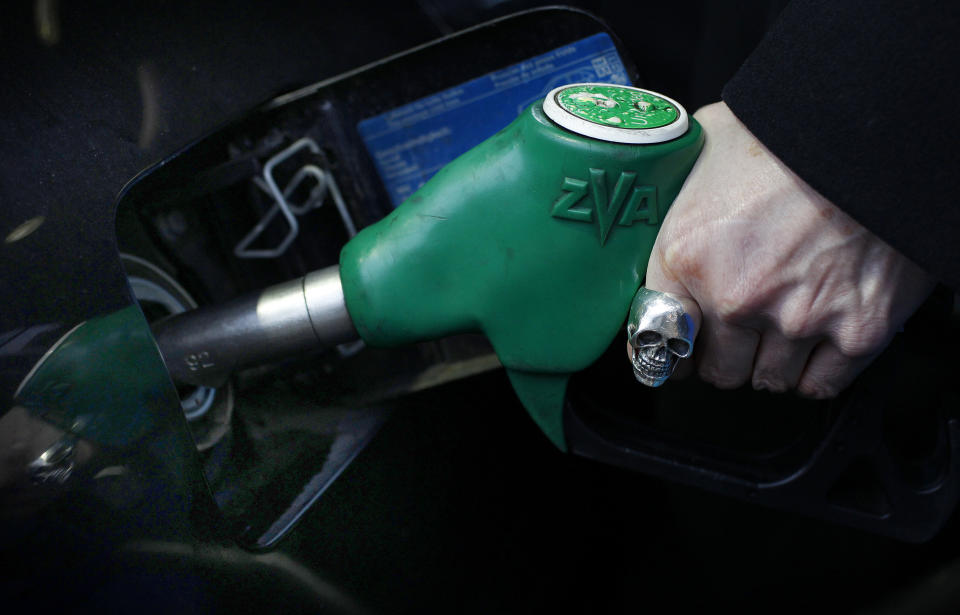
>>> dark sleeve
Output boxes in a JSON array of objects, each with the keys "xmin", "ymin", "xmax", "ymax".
[{"xmin": 722, "ymin": 0, "xmax": 959, "ymax": 289}]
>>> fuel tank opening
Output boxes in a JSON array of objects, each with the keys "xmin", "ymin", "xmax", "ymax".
[{"xmin": 121, "ymin": 253, "xmax": 234, "ymax": 451}]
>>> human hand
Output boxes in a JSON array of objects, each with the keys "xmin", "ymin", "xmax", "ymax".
[{"xmin": 638, "ymin": 101, "xmax": 935, "ymax": 398}]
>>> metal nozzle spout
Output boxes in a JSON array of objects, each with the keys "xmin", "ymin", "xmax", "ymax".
[{"xmin": 151, "ymin": 265, "xmax": 358, "ymax": 389}]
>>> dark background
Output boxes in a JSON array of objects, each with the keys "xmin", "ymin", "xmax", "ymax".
[{"xmin": 4, "ymin": 1, "xmax": 960, "ymax": 613}]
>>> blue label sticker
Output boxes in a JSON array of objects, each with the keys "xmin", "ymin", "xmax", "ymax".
[{"xmin": 358, "ymin": 32, "xmax": 630, "ymax": 207}]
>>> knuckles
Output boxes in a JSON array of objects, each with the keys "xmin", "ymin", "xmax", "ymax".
[
  {"xmin": 659, "ymin": 231, "xmax": 706, "ymax": 284},
  {"xmin": 713, "ymin": 280, "xmax": 773, "ymax": 327},
  {"xmin": 777, "ymin": 303, "xmax": 823, "ymax": 341},
  {"xmin": 833, "ymin": 320, "xmax": 891, "ymax": 359}
]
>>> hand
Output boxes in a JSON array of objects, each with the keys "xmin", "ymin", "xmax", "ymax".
[{"xmin": 643, "ymin": 102, "xmax": 935, "ymax": 398}]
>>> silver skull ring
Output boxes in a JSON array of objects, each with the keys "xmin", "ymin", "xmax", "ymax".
[{"xmin": 627, "ymin": 287, "xmax": 695, "ymax": 387}]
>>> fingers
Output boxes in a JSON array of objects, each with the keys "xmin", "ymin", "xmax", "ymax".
[
  {"xmin": 641, "ymin": 243, "xmax": 704, "ymax": 384},
  {"xmin": 694, "ymin": 318, "xmax": 759, "ymax": 389},
  {"xmin": 797, "ymin": 342, "xmax": 876, "ymax": 399},
  {"xmin": 751, "ymin": 331, "xmax": 818, "ymax": 393},
  {"xmin": 645, "ymin": 231, "xmax": 866, "ymax": 396},
  {"xmin": 693, "ymin": 328, "xmax": 879, "ymax": 397},
  {"xmin": 644, "ymin": 237, "xmax": 703, "ymax": 336}
]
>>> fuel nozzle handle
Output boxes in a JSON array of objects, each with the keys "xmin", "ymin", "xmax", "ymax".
[
  {"xmin": 339, "ymin": 84, "xmax": 703, "ymax": 449},
  {"xmin": 154, "ymin": 83, "xmax": 704, "ymax": 452},
  {"xmin": 152, "ymin": 265, "xmax": 357, "ymax": 389}
]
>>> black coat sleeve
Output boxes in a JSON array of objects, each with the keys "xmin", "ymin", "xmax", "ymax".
[{"xmin": 722, "ymin": 0, "xmax": 959, "ymax": 289}]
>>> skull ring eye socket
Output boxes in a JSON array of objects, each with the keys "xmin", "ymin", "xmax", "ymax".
[
  {"xmin": 667, "ymin": 338, "xmax": 692, "ymax": 358},
  {"xmin": 634, "ymin": 330, "xmax": 662, "ymax": 346}
]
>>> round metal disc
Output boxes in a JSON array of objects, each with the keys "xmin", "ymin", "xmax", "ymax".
[{"xmin": 542, "ymin": 83, "xmax": 688, "ymax": 144}]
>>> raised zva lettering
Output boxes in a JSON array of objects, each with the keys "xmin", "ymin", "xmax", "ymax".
[
  {"xmin": 550, "ymin": 177, "xmax": 591, "ymax": 222},
  {"xmin": 551, "ymin": 169, "xmax": 659, "ymax": 245},
  {"xmin": 618, "ymin": 184, "xmax": 658, "ymax": 226}
]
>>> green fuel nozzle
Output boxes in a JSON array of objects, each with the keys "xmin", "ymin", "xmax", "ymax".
[
  {"xmin": 340, "ymin": 84, "xmax": 703, "ymax": 449},
  {"xmin": 151, "ymin": 84, "xmax": 702, "ymax": 451}
]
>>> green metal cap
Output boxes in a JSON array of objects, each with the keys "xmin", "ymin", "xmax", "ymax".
[{"xmin": 542, "ymin": 83, "xmax": 688, "ymax": 144}]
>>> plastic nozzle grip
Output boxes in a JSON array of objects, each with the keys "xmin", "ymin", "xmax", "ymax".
[{"xmin": 340, "ymin": 98, "xmax": 703, "ymax": 450}]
